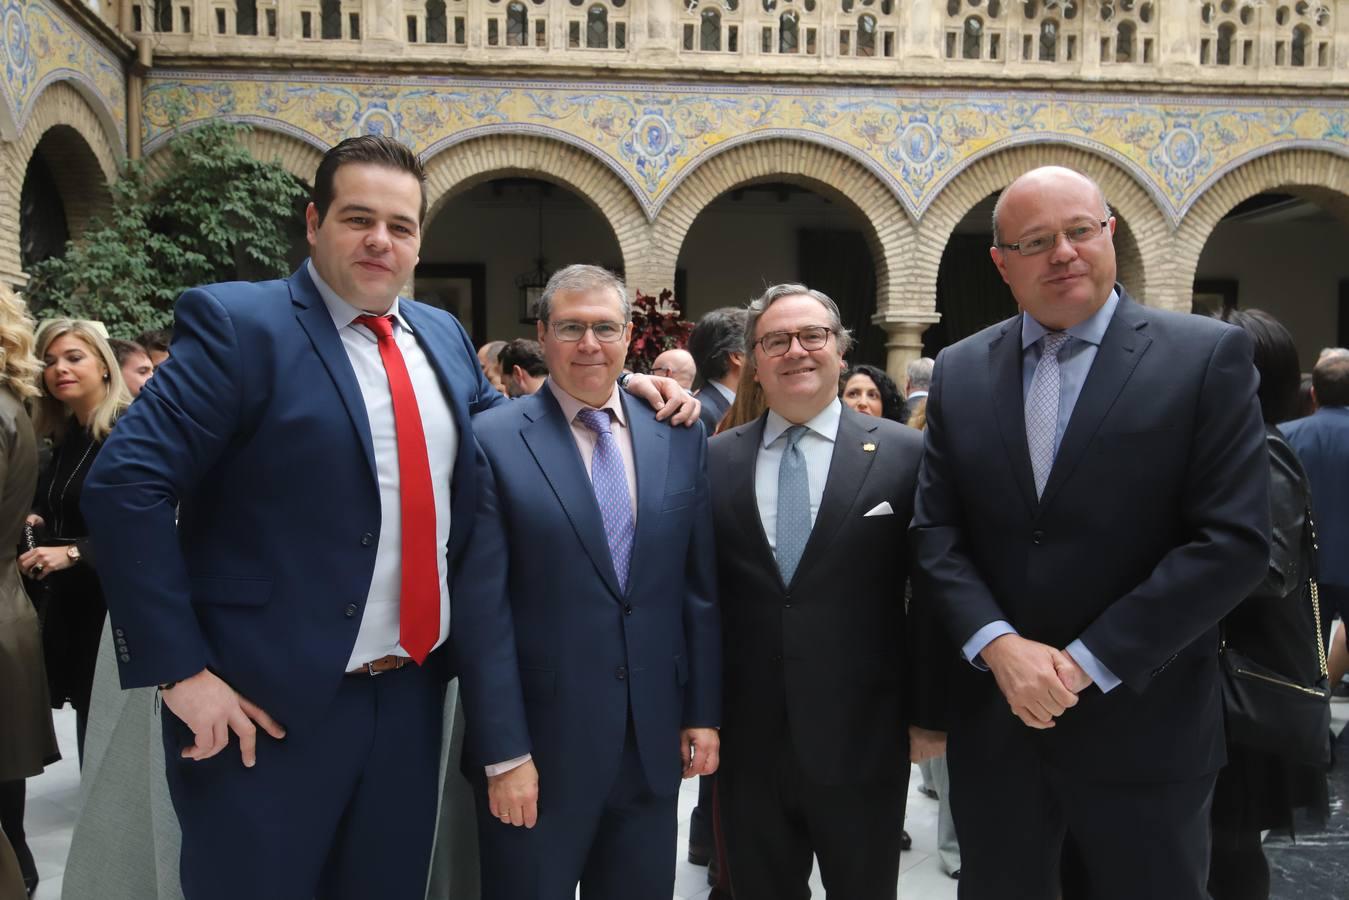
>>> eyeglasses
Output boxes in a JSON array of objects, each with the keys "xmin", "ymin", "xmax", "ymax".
[
  {"xmin": 998, "ymin": 220, "xmax": 1109, "ymax": 257},
  {"xmin": 650, "ymin": 366, "xmax": 675, "ymax": 378},
  {"xmin": 755, "ymin": 325, "xmax": 835, "ymax": 357},
  {"xmin": 547, "ymin": 320, "xmax": 628, "ymax": 343}
]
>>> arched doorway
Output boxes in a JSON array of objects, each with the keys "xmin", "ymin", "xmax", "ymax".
[
  {"xmin": 675, "ymin": 181, "xmax": 888, "ymax": 366},
  {"xmin": 19, "ymin": 125, "xmax": 112, "ymax": 273},
  {"xmin": 419, "ymin": 177, "xmax": 623, "ymax": 346}
]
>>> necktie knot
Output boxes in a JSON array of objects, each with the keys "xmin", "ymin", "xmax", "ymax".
[
  {"xmin": 783, "ymin": 424, "xmax": 808, "ymax": 451},
  {"xmin": 576, "ymin": 408, "xmax": 613, "ymax": 436},
  {"xmin": 356, "ymin": 314, "xmax": 395, "ymax": 342},
  {"xmin": 1041, "ymin": 331, "xmax": 1071, "ymax": 358}
]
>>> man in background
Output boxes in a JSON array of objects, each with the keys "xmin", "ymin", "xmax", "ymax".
[
  {"xmin": 902, "ymin": 356, "xmax": 933, "ymax": 424},
  {"xmin": 109, "ymin": 339, "xmax": 155, "ymax": 398},
  {"xmin": 689, "ymin": 307, "xmax": 747, "ymax": 435},
  {"xmin": 478, "ymin": 339, "xmax": 507, "ymax": 394},
  {"xmin": 497, "ymin": 338, "xmax": 548, "ymax": 398},
  {"xmin": 137, "ymin": 329, "xmax": 171, "ymax": 368},
  {"xmin": 651, "ymin": 348, "xmax": 697, "ymax": 390}
]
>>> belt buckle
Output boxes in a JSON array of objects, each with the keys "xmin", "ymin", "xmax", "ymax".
[{"xmin": 365, "ymin": 659, "xmax": 380, "ymax": 676}]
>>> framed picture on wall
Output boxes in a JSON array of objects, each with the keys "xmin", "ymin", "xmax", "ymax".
[
  {"xmin": 414, "ymin": 263, "xmax": 486, "ymax": 347},
  {"xmin": 1191, "ymin": 279, "xmax": 1237, "ymax": 317}
]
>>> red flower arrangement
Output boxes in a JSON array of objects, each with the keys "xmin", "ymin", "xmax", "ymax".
[{"xmin": 625, "ymin": 288, "xmax": 694, "ymax": 373}]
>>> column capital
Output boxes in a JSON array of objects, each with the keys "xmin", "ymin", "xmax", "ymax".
[{"xmin": 874, "ymin": 315, "xmax": 939, "ymax": 383}]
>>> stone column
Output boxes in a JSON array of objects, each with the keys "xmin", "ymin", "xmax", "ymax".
[
  {"xmin": 366, "ymin": 0, "xmax": 405, "ymax": 48},
  {"xmin": 876, "ymin": 315, "xmax": 939, "ymax": 383},
  {"xmin": 903, "ymin": 0, "xmax": 943, "ymax": 60}
]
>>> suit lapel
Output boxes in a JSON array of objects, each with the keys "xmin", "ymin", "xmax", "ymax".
[
  {"xmin": 791, "ymin": 408, "xmax": 879, "ymax": 586},
  {"xmin": 989, "ymin": 317, "xmax": 1037, "ymax": 514},
  {"xmin": 289, "ymin": 266, "xmax": 378, "ymax": 482},
  {"xmin": 624, "ymin": 395, "xmax": 669, "ymax": 598},
  {"xmin": 728, "ymin": 415, "xmax": 782, "ymax": 587},
  {"xmin": 520, "ymin": 390, "xmax": 624, "ymax": 599},
  {"xmin": 1038, "ymin": 291, "xmax": 1152, "ymax": 512}
]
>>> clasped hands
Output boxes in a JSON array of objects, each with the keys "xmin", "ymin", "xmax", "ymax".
[{"xmin": 983, "ymin": 633, "xmax": 1092, "ymax": 730}]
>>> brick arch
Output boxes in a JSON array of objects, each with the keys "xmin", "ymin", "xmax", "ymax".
[
  {"xmin": 143, "ymin": 125, "xmax": 323, "ymax": 188},
  {"xmin": 914, "ymin": 144, "xmax": 1173, "ymax": 313},
  {"xmin": 421, "ymin": 134, "xmax": 650, "ymax": 288},
  {"xmin": 648, "ymin": 139, "xmax": 915, "ymax": 317},
  {"xmin": 0, "ymin": 81, "xmax": 118, "ymax": 285},
  {"xmin": 1172, "ymin": 149, "xmax": 1349, "ymax": 308}
]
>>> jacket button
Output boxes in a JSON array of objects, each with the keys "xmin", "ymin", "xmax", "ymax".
[
  {"xmin": 360, "ymin": 533, "xmax": 374, "ymax": 547},
  {"xmin": 344, "ymin": 604, "xmax": 359, "ymax": 618},
  {"xmin": 624, "ymin": 604, "xmax": 633, "ymax": 615},
  {"xmin": 1032, "ymin": 530, "xmax": 1045, "ymax": 545},
  {"xmin": 616, "ymin": 666, "xmax": 627, "ymax": 680},
  {"xmin": 119, "ymin": 653, "xmax": 131, "ymax": 663},
  {"xmin": 784, "ymin": 602, "xmax": 793, "ymax": 609},
  {"xmin": 114, "ymin": 628, "xmax": 125, "ymax": 638}
]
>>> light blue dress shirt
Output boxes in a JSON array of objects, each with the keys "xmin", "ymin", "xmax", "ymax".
[{"xmin": 961, "ymin": 291, "xmax": 1122, "ymax": 693}]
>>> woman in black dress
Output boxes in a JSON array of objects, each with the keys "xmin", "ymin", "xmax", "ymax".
[{"xmin": 18, "ymin": 319, "xmax": 130, "ymax": 764}]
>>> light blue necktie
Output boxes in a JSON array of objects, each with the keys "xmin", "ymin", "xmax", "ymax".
[
  {"xmin": 1026, "ymin": 332, "xmax": 1071, "ymax": 498},
  {"xmin": 776, "ymin": 425, "xmax": 811, "ymax": 584},
  {"xmin": 576, "ymin": 408, "xmax": 634, "ymax": 592}
]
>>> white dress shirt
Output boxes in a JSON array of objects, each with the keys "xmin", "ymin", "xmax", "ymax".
[
  {"xmin": 307, "ymin": 262, "xmax": 457, "ymax": 671},
  {"xmin": 754, "ymin": 398, "xmax": 842, "ymax": 552}
]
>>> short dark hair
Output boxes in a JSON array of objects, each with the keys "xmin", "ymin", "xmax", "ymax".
[
  {"xmin": 137, "ymin": 329, "xmax": 171, "ymax": 354},
  {"xmin": 688, "ymin": 307, "xmax": 747, "ymax": 385},
  {"xmin": 498, "ymin": 338, "xmax": 547, "ymax": 377},
  {"xmin": 313, "ymin": 135, "xmax": 427, "ymax": 225},
  {"xmin": 1218, "ymin": 309, "xmax": 1300, "ymax": 425},
  {"xmin": 840, "ymin": 364, "xmax": 906, "ymax": 423},
  {"xmin": 1313, "ymin": 352, "xmax": 1349, "ymax": 407},
  {"xmin": 108, "ymin": 338, "xmax": 147, "ymax": 367}
]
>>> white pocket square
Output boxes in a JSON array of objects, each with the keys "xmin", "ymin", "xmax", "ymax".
[{"xmin": 864, "ymin": 501, "xmax": 894, "ymax": 517}]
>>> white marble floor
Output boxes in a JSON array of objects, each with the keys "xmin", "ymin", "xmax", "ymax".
[{"xmin": 24, "ymin": 700, "xmax": 1349, "ymax": 900}]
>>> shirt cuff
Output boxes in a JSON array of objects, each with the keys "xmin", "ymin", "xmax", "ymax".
[
  {"xmin": 1065, "ymin": 639, "xmax": 1122, "ymax": 693},
  {"xmin": 484, "ymin": 753, "xmax": 532, "ymax": 777},
  {"xmin": 961, "ymin": 621, "xmax": 1018, "ymax": 671}
]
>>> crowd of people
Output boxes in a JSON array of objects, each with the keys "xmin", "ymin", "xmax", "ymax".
[{"xmin": 0, "ymin": 135, "xmax": 1346, "ymax": 900}]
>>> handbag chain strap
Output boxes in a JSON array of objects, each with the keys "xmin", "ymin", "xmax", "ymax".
[{"xmin": 1307, "ymin": 504, "xmax": 1329, "ymax": 679}]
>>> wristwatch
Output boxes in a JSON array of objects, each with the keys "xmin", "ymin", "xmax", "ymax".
[
  {"xmin": 617, "ymin": 372, "xmax": 633, "ymax": 390},
  {"xmin": 66, "ymin": 545, "xmax": 81, "ymax": 562}
]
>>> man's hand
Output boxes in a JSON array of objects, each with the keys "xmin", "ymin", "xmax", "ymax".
[
  {"xmin": 488, "ymin": 758, "xmax": 539, "ymax": 828},
  {"xmin": 624, "ymin": 373, "xmax": 701, "ymax": 426},
  {"xmin": 681, "ymin": 727, "xmax": 720, "ymax": 777},
  {"xmin": 980, "ymin": 634, "xmax": 1079, "ymax": 730},
  {"xmin": 909, "ymin": 726, "xmax": 947, "ymax": 764},
  {"xmin": 1054, "ymin": 649, "xmax": 1094, "ymax": 694},
  {"xmin": 161, "ymin": 668, "xmax": 285, "ymax": 767}
]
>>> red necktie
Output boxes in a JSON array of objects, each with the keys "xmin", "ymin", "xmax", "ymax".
[{"xmin": 356, "ymin": 315, "xmax": 439, "ymax": 664}]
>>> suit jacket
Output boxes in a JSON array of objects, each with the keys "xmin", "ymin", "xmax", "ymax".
[
  {"xmin": 453, "ymin": 386, "xmax": 721, "ymax": 800},
  {"xmin": 82, "ymin": 263, "xmax": 505, "ymax": 731},
  {"xmin": 708, "ymin": 406, "xmax": 924, "ymax": 786},
  {"xmin": 1280, "ymin": 406, "xmax": 1349, "ymax": 587},
  {"xmin": 911, "ymin": 287, "xmax": 1270, "ymax": 782},
  {"xmin": 696, "ymin": 383, "xmax": 732, "ymax": 436}
]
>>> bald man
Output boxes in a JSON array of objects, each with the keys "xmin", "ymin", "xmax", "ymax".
[
  {"xmin": 911, "ymin": 166, "xmax": 1269, "ymax": 899},
  {"xmin": 651, "ymin": 348, "xmax": 697, "ymax": 390}
]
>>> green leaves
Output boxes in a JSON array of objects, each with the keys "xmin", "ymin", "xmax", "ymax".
[{"xmin": 25, "ymin": 121, "xmax": 306, "ymax": 339}]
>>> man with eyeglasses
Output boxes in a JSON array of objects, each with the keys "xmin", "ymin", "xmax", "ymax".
[
  {"xmin": 911, "ymin": 165, "xmax": 1270, "ymax": 899},
  {"xmin": 651, "ymin": 348, "xmax": 698, "ymax": 390},
  {"xmin": 454, "ymin": 264, "xmax": 721, "ymax": 900},
  {"xmin": 706, "ymin": 283, "xmax": 933, "ymax": 899}
]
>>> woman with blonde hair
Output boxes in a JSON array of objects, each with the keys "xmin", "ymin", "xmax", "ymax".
[
  {"xmin": 0, "ymin": 287, "xmax": 58, "ymax": 897},
  {"xmin": 19, "ymin": 319, "xmax": 129, "ymax": 766}
]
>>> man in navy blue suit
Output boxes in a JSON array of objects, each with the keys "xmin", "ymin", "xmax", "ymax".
[
  {"xmin": 81, "ymin": 137, "xmax": 698, "ymax": 900},
  {"xmin": 454, "ymin": 264, "xmax": 722, "ymax": 900}
]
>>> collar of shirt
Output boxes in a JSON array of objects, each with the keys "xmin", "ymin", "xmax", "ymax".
[
  {"xmin": 907, "ymin": 390, "xmax": 929, "ymax": 400},
  {"xmin": 707, "ymin": 380, "xmax": 736, "ymax": 404},
  {"xmin": 546, "ymin": 377, "xmax": 628, "ymax": 431},
  {"xmin": 307, "ymin": 259, "xmax": 415, "ymax": 339},
  {"xmin": 1020, "ymin": 288, "xmax": 1119, "ymax": 352},
  {"xmin": 762, "ymin": 397, "xmax": 842, "ymax": 449}
]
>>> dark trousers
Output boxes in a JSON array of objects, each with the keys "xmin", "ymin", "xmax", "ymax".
[
  {"xmin": 162, "ymin": 663, "xmax": 445, "ymax": 900},
  {"xmin": 949, "ymin": 718, "xmax": 1217, "ymax": 900},
  {"xmin": 719, "ymin": 738, "xmax": 907, "ymax": 900},
  {"xmin": 475, "ymin": 718, "xmax": 677, "ymax": 900}
]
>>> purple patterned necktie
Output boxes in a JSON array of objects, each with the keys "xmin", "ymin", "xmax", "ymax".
[
  {"xmin": 1026, "ymin": 331, "xmax": 1072, "ymax": 498},
  {"xmin": 575, "ymin": 408, "xmax": 634, "ymax": 592}
]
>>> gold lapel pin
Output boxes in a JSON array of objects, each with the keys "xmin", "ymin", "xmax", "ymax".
[{"xmin": 862, "ymin": 442, "xmax": 877, "ymax": 452}]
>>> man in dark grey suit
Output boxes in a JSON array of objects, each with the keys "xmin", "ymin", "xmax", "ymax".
[
  {"xmin": 912, "ymin": 166, "xmax": 1270, "ymax": 899},
  {"xmin": 689, "ymin": 307, "xmax": 747, "ymax": 435},
  {"xmin": 708, "ymin": 284, "xmax": 929, "ymax": 900}
]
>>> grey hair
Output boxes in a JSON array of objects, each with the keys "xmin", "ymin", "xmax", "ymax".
[
  {"xmin": 536, "ymin": 264, "xmax": 630, "ymax": 323},
  {"xmin": 745, "ymin": 283, "xmax": 853, "ymax": 356},
  {"xmin": 688, "ymin": 306, "xmax": 748, "ymax": 383},
  {"xmin": 906, "ymin": 356, "xmax": 934, "ymax": 391},
  {"xmin": 990, "ymin": 167, "xmax": 1113, "ymax": 245},
  {"xmin": 1317, "ymin": 346, "xmax": 1349, "ymax": 362}
]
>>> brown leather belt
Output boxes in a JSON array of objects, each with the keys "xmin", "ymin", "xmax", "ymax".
[{"xmin": 346, "ymin": 654, "xmax": 413, "ymax": 676}]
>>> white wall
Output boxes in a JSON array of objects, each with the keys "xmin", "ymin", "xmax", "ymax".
[{"xmin": 1196, "ymin": 215, "xmax": 1349, "ymax": 369}]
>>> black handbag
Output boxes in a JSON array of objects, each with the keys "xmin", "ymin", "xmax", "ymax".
[{"xmin": 1219, "ymin": 508, "xmax": 1332, "ymax": 768}]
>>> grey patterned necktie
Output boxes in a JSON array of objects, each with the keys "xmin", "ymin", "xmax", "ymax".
[
  {"xmin": 1026, "ymin": 332, "xmax": 1072, "ymax": 498},
  {"xmin": 775, "ymin": 425, "xmax": 811, "ymax": 584}
]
